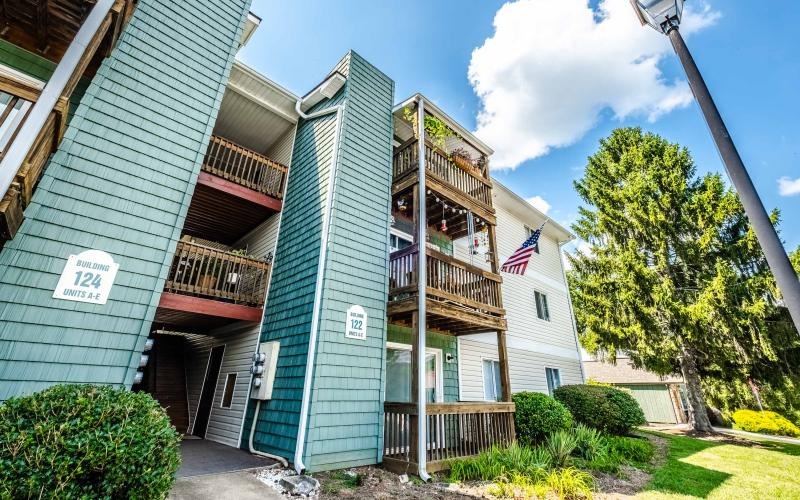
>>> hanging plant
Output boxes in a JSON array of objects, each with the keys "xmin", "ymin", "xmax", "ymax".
[{"xmin": 403, "ymin": 105, "xmax": 459, "ymax": 151}]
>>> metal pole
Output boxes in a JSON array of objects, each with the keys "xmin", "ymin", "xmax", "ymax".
[
  {"xmin": 415, "ymin": 97, "xmax": 431, "ymax": 481},
  {"xmin": 667, "ymin": 26, "xmax": 800, "ymax": 331}
]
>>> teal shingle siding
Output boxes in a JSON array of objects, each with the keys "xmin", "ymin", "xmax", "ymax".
[
  {"xmin": 0, "ymin": 0, "xmax": 251, "ymax": 401},
  {"xmin": 387, "ymin": 324, "xmax": 460, "ymax": 403},
  {"xmin": 246, "ymin": 52, "xmax": 394, "ymax": 472}
]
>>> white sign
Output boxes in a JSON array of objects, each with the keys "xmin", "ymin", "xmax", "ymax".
[
  {"xmin": 345, "ymin": 305, "xmax": 367, "ymax": 340},
  {"xmin": 53, "ymin": 250, "xmax": 120, "ymax": 305}
]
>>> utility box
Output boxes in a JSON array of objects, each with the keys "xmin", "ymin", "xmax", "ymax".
[{"xmin": 250, "ymin": 341, "xmax": 279, "ymax": 400}]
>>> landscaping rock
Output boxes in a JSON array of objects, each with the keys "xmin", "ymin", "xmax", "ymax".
[
  {"xmin": 280, "ymin": 475, "xmax": 319, "ymax": 496},
  {"xmin": 398, "ymin": 474, "xmax": 409, "ymax": 484}
]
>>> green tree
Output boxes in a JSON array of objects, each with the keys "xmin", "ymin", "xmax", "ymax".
[{"xmin": 568, "ymin": 127, "xmax": 787, "ymax": 432}]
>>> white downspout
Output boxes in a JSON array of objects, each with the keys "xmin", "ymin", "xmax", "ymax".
[
  {"xmin": 0, "ymin": 0, "xmax": 115, "ymax": 198},
  {"xmin": 249, "ymin": 400, "xmax": 288, "ymax": 467},
  {"xmin": 415, "ymin": 96, "xmax": 431, "ymax": 481},
  {"xmin": 292, "ymin": 97, "xmax": 345, "ymax": 474}
]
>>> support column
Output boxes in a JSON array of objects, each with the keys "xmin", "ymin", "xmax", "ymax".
[
  {"xmin": 415, "ymin": 97, "xmax": 430, "ymax": 479},
  {"xmin": 496, "ymin": 330, "xmax": 512, "ymax": 402},
  {"xmin": 409, "ymin": 310, "xmax": 419, "ymax": 464}
]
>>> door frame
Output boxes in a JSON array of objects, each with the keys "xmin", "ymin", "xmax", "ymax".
[{"xmin": 191, "ymin": 344, "xmax": 226, "ymax": 438}]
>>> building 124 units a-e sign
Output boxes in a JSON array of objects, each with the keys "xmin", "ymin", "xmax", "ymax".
[{"xmin": 52, "ymin": 250, "xmax": 120, "ymax": 305}]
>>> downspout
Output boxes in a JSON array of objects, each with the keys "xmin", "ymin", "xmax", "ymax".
[
  {"xmin": 249, "ymin": 400, "xmax": 288, "ymax": 467},
  {"xmin": 0, "ymin": 0, "xmax": 115, "ymax": 198},
  {"xmin": 415, "ymin": 97, "xmax": 431, "ymax": 481},
  {"xmin": 559, "ymin": 240, "xmax": 586, "ymax": 382},
  {"xmin": 292, "ymin": 97, "xmax": 345, "ymax": 474}
]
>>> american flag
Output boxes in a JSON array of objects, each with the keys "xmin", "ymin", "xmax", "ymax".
[{"xmin": 500, "ymin": 222, "xmax": 545, "ymax": 275}]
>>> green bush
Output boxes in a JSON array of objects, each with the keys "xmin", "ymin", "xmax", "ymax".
[
  {"xmin": 512, "ymin": 392, "xmax": 573, "ymax": 444},
  {"xmin": 732, "ymin": 409, "xmax": 800, "ymax": 438},
  {"xmin": 573, "ymin": 424, "xmax": 605, "ymax": 461},
  {"xmin": 0, "ymin": 384, "xmax": 181, "ymax": 499},
  {"xmin": 554, "ymin": 384, "xmax": 645, "ymax": 435}
]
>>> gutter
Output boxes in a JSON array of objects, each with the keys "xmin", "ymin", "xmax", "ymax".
[{"xmin": 292, "ymin": 80, "xmax": 346, "ymax": 474}]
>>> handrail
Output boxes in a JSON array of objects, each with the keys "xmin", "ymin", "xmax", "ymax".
[
  {"xmin": 389, "ymin": 246, "xmax": 504, "ymax": 312},
  {"xmin": 165, "ymin": 240, "xmax": 271, "ymax": 306},
  {"xmin": 203, "ymin": 135, "xmax": 288, "ymax": 200}
]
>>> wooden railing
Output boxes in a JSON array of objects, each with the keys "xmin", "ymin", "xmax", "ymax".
[
  {"xmin": 165, "ymin": 240, "xmax": 271, "ymax": 307},
  {"xmin": 393, "ymin": 140, "xmax": 493, "ymax": 209},
  {"xmin": 203, "ymin": 135, "xmax": 288, "ymax": 200},
  {"xmin": 383, "ymin": 402, "xmax": 515, "ymax": 472},
  {"xmin": 389, "ymin": 244, "xmax": 504, "ymax": 314}
]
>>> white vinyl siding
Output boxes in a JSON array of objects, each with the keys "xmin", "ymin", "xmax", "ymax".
[
  {"xmin": 234, "ymin": 212, "xmax": 281, "ymax": 261},
  {"xmin": 459, "ymin": 338, "xmax": 582, "ymax": 400}
]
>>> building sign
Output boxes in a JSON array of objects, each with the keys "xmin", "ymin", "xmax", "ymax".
[
  {"xmin": 52, "ymin": 250, "xmax": 119, "ymax": 305},
  {"xmin": 345, "ymin": 305, "xmax": 367, "ymax": 340}
]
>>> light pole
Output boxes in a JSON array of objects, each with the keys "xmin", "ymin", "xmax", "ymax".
[{"xmin": 631, "ymin": 0, "xmax": 800, "ymax": 332}]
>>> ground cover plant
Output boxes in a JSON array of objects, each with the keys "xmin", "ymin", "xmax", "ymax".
[{"xmin": 0, "ymin": 384, "xmax": 181, "ymax": 499}]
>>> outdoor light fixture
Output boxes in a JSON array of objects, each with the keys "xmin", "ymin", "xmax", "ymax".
[
  {"xmin": 629, "ymin": 0, "xmax": 800, "ymax": 331},
  {"xmin": 630, "ymin": 0, "xmax": 683, "ymax": 33}
]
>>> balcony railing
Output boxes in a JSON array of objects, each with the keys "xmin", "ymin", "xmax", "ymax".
[
  {"xmin": 165, "ymin": 240, "xmax": 271, "ymax": 307},
  {"xmin": 383, "ymin": 402, "xmax": 515, "ymax": 472},
  {"xmin": 393, "ymin": 140, "xmax": 493, "ymax": 209},
  {"xmin": 203, "ymin": 135, "xmax": 288, "ymax": 200},
  {"xmin": 389, "ymin": 244, "xmax": 504, "ymax": 314}
]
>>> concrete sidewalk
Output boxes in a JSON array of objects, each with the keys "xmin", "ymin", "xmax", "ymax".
[
  {"xmin": 713, "ymin": 426, "xmax": 800, "ymax": 445},
  {"xmin": 169, "ymin": 470, "xmax": 282, "ymax": 500}
]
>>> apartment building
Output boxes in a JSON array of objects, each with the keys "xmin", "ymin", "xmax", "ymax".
[{"xmin": 0, "ymin": 0, "xmax": 582, "ymax": 475}]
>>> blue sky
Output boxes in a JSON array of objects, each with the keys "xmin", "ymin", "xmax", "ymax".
[{"xmin": 240, "ymin": 0, "xmax": 799, "ymax": 252}]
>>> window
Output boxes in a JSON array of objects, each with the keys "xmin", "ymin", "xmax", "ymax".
[
  {"xmin": 385, "ymin": 343, "xmax": 443, "ymax": 403},
  {"xmin": 482, "ymin": 359, "xmax": 502, "ymax": 401},
  {"xmin": 535, "ymin": 290, "xmax": 550, "ymax": 321},
  {"xmin": 390, "ymin": 232, "xmax": 412, "ymax": 253},
  {"xmin": 524, "ymin": 225, "xmax": 540, "ymax": 254},
  {"xmin": 221, "ymin": 373, "xmax": 236, "ymax": 408},
  {"xmin": 545, "ymin": 368, "xmax": 561, "ymax": 395}
]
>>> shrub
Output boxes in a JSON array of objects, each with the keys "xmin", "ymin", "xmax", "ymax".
[
  {"xmin": 546, "ymin": 430, "xmax": 578, "ymax": 468},
  {"xmin": 732, "ymin": 409, "xmax": 800, "ymax": 438},
  {"xmin": 554, "ymin": 384, "xmax": 645, "ymax": 435},
  {"xmin": 512, "ymin": 392, "xmax": 573, "ymax": 444},
  {"xmin": 604, "ymin": 435, "xmax": 654, "ymax": 465},
  {"xmin": 544, "ymin": 467, "xmax": 594, "ymax": 499},
  {"xmin": 0, "ymin": 384, "xmax": 181, "ymax": 499},
  {"xmin": 573, "ymin": 424, "xmax": 606, "ymax": 461}
]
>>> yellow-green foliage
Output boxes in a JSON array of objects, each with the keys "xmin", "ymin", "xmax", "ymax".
[{"xmin": 732, "ymin": 409, "xmax": 800, "ymax": 437}]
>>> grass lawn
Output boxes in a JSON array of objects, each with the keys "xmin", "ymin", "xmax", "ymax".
[{"xmin": 637, "ymin": 432, "xmax": 800, "ymax": 499}]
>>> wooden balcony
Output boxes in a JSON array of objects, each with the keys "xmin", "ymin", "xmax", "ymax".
[
  {"xmin": 388, "ymin": 244, "xmax": 506, "ymax": 334},
  {"xmin": 383, "ymin": 401, "xmax": 516, "ymax": 473},
  {"xmin": 393, "ymin": 139, "xmax": 494, "ymax": 218},
  {"xmin": 182, "ymin": 135, "xmax": 288, "ymax": 244},
  {"xmin": 155, "ymin": 240, "xmax": 270, "ymax": 328}
]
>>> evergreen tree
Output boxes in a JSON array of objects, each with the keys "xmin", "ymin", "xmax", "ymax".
[{"xmin": 568, "ymin": 127, "xmax": 787, "ymax": 432}]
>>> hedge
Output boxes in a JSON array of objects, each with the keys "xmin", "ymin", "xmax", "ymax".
[
  {"xmin": 553, "ymin": 384, "xmax": 645, "ymax": 435},
  {"xmin": 0, "ymin": 384, "xmax": 181, "ymax": 499},
  {"xmin": 732, "ymin": 409, "xmax": 800, "ymax": 438},
  {"xmin": 512, "ymin": 392, "xmax": 573, "ymax": 443}
]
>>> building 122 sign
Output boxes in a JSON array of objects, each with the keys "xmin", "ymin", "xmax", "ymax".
[
  {"xmin": 53, "ymin": 249, "xmax": 120, "ymax": 305},
  {"xmin": 345, "ymin": 304, "xmax": 367, "ymax": 340}
]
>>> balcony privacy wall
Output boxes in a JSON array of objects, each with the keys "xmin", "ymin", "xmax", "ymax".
[
  {"xmin": 243, "ymin": 52, "xmax": 394, "ymax": 471},
  {"xmin": 0, "ymin": 0, "xmax": 251, "ymax": 401}
]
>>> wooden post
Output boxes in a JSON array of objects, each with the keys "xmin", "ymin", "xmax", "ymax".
[
  {"xmin": 497, "ymin": 329, "xmax": 512, "ymax": 402},
  {"xmin": 487, "ymin": 223, "xmax": 500, "ymax": 276}
]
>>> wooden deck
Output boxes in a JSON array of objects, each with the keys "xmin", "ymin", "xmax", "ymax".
[
  {"xmin": 387, "ymin": 243, "xmax": 506, "ymax": 334},
  {"xmin": 202, "ymin": 135, "xmax": 287, "ymax": 201},
  {"xmin": 383, "ymin": 401, "xmax": 515, "ymax": 473}
]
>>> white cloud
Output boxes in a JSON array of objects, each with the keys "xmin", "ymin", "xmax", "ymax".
[
  {"xmin": 778, "ymin": 176, "xmax": 800, "ymax": 196},
  {"xmin": 526, "ymin": 195, "xmax": 551, "ymax": 214},
  {"xmin": 469, "ymin": 0, "xmax": 720, "ymax": 169}
]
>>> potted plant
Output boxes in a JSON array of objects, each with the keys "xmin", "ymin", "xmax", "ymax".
[
  {"xmin": 226, "ymin": 248, "xmax": 250, "ymax": 285},
  {"xmin": 450, "ymin": 147, "xmax": 475, "ymax": 172}
]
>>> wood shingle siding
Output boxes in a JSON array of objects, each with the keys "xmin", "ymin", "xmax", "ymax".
[
  {"xmin": 0, "ymin": 0, "xmax": 252, "ymax": 401},
  {"xmin": 247, "ymin": 52, "xmax": 394, "ymax": 471}
]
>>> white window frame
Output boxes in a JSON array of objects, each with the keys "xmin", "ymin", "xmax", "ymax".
[
  {"xmin": 534, "ymin": 290, "xmax": 550, "ymax": 322},
  {"xmin": 481, "ymin": 357, "xmax": 502, "ymax": 402},
  {"xmin": 386, "ymin": 341, "xmax": 444, "ymax": 403},
  {"xmin": 523, "ymin": 224, "xmax": 541, "ymax": 254},
  {"xmin": 389, "ymin": 228, "xmax": 414, "ymax": 253},
  {"xmin": 545, "ymin": 367, "xmax": 562, "ymax": 395}
]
